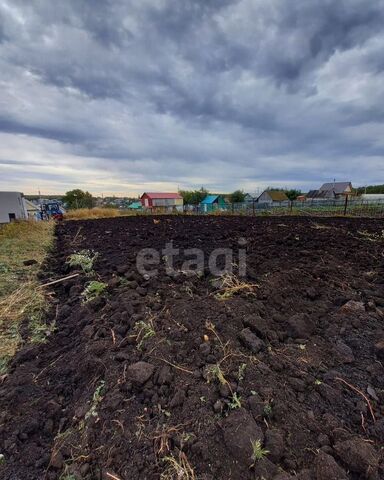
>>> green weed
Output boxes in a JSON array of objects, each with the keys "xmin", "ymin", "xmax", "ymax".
[
  {"xmin": 29, "ymin": 312, "xmax": 56, "ymax": 343},
  {"xmin": 206, "ymin": 364, "xmax": 228, "ymax": 386},
  {"xmin": 67, "ymin": 250, "xmax": 98, "ymax": 273},
  {"xmin": 238, "ymin": 363, "xmax": 247, "ymax": 381},
  {"xmin": 263, "ymin": 402, "xmax": 273, "ymax": 417},
  {"xmin": 250, "ymin": 439, "xmax": 269, "ymax": 465},
  {"xmin": 85, "ymin": 380, "xmax": 105, "ymax": 421},
  {"xmin": 81, "ymin": 281, "xmax": 107, "ymax": 303},
  {"xmin": 0, "ymin": 356, "xmax": 9, "ymax": 375},
  {"xmin": 134, "ymin": 319, "xmax": 155, "ymax": 350},
  {"xmin": 229, "ymin": 392, "xmax": 242, "ymax": 410}
]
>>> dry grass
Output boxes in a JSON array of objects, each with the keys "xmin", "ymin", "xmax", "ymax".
[
  {"xmin": 0, "ymin": 220, "xmax": 55, "ymax": 370},
  {"xmin": 213, "ymin": 273, "xmax": 259, "ymax": 300},
  {"xmin": 65, "ymin": 208, "xmax": 122, "ymax": 220},
  {"xmin": 160, "ymin": 451, "xmax": 196, "ymax": 480},
  {"xmin": 153, "ymin": 425, "xmax": 184, "ymax": 456}
]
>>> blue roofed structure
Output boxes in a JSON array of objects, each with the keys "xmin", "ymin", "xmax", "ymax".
[
  {"xmin": 200, "ymin": 194, "xmax": 227, "ymax": 212},
  {"xmin": 201, "ymin": 195, "xmax": 220, "ymax": 204},
  {"xmin": 127, "ymin": 201, "xmax": 142, "ymax": 209}
]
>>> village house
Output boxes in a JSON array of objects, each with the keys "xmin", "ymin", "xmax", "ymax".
[
  {"xmin": 200, "ymin": 194, "xmax": 227, "ymax": 212},
  {"xmin": 307, "ymin": 182, "xmax": 353, "ymax": 200},
  {"xmin": 243, "ymin": 193, "xmax": 255, "ymax": 204},
  {"xmin": 0, "ymin": 192, "xmax": 28, "ymax": 223},
  {"xmin": 140, "ymin": 192, "xmax": 183, "ymax": 211},
  {"xmin": 257, "ymin": 190, "xmax": 289, "ymax": 205}
]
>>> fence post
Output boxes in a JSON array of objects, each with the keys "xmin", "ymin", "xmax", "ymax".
[
  {"xmin": 232, "ymin": 203, "xmax": 234, "ymax": 214},
  {"xmin": 343, "ymin": 195, "xmax": 348, "ymax": 216},
  {"xmin": 289, "ymin": 201, "xmax": 293, "ymax": 215},
  {"xmin": 253, "ymin": 200, "xmax": 255, "ymax": 216}
]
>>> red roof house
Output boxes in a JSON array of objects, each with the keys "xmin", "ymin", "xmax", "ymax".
[{"xmin": 140, "ymin": 192, "xmax": 183, "ymax": 209}]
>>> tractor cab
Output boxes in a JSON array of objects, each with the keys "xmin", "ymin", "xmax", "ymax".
[{"xmin": 40, "ymin": 202, "xmax": 64, "ymax": 221}]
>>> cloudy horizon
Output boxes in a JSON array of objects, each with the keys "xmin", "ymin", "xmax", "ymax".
[{"xmin": 1, "ymin": 0, "xmax": 384, "ymax": 196}]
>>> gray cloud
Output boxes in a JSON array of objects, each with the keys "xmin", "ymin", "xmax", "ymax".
[{"xmin": 1, "ymin": 0, "xmax": 384, "ymax": 195}]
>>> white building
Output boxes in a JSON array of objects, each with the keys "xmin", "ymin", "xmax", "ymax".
[
  {"xmin": 361, "ymin": 194, "xmax": 384, "ymax": 201},
  {"xmin": 0, "ymin": 192, "xmax": 28, "ymax": 223}
]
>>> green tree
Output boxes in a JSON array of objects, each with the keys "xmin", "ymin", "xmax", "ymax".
[
  {"xmin": 284, "ymin": 189, "xmax": 302, "ymax": 201},
  {"xmin": 230, "ymin": 190, "xmax": 246, "ymax": 203},
  {"xmin": 63, "ymin": 189, "xmax": 94, "ymax": 209},
  {"xmin": 179, "ymin": 187, "xmax": 209, "ymax": 205},
  {"xmin": 356, "ymin": 184, "xmax": 384, "ymax": 194}
]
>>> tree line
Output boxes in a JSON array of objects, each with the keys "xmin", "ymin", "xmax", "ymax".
[
  {"xmin": 355, "ymin": 184, "xmax": 384, "ymax": 194},
  {"xmin": 63, "ymin": 185, "xmax": 384, "ymax": 210},
  {"xmin": 62, "ymin": 188, "xmax": 301, "ymax": 209}
]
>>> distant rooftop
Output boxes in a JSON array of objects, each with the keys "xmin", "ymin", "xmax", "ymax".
[
  {"xmin": 265, "ymin": 190, "xmax": 289, "ymax": 202},
  {"xmin": 319, "ymin": 182, "xmax": 352, "ymax": 194},
  {"xmin": 201, "ymin": 195, "xmax": 221, "ymax": 204},
  {"xmin": 141, "ymin": 192, "xmax": 182, "ymax": 199}
]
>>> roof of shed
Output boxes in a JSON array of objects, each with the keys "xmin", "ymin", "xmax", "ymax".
[
  {"xmin": 141, "ymin": 192, "xmax": 182, "ymax": 199},
  {"xmin": 24, "ymin": 199, "xmax": 39, "ymax": 211},
  {"xmin": 201, "ymin": 195, "xmax": 220, "ymax": 204},
  {"xmin": 265, "ymin": 190, "xmax": 289, "ymax": 201},
  {"xmin": 127, "ymin": 201, "xmax": 142, "ymax": 209},
  {"xmin": 307, "ymin": 189, "xmax": 335, "ymax": 199},
  {"xmin": 317, "ymin": 190, "xmax": 335, "ymax": 198},
  {"xmin": 306, "ymin": 190, "xmax": 319, "ymax": 198}
]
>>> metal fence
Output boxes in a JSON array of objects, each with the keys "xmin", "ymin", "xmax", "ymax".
[{"xmin": 182, "ymin": 197, "xmax": 384, "ymax": 217}]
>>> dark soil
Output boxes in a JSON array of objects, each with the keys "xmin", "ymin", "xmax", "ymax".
[{"xmin": 1, "ymin": 216, "xmax": 384, "ymax": 480}]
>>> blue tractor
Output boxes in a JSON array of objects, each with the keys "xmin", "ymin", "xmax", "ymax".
[{"xmin": 40, "ymin": 202, "xmax": 64, "ymax": 221}]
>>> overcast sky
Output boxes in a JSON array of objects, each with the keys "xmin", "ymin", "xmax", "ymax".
[{"xmin": 1, "ymin": 0, "xmax": 384, "ymax": 196}]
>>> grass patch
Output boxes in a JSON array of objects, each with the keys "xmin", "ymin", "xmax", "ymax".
[
  {"xmin": 0, "ymin": 221, "xmax": 55, "ymax": 366},
  {"xmin": 65, "ymin": 207, "xmax": 121, "ymax": 220},
  {"xmin": 0, "ymin": 356, "xmax": 9, "ymax": 375}
]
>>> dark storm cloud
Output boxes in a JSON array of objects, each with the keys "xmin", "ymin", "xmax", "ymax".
[
  {"xmin": 0, "ymin": 117, "xmax": 85, "ymax": 144},
  {"xmin": 1, "ymin": 0, "xmax": 384, "ymax": 194}
]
